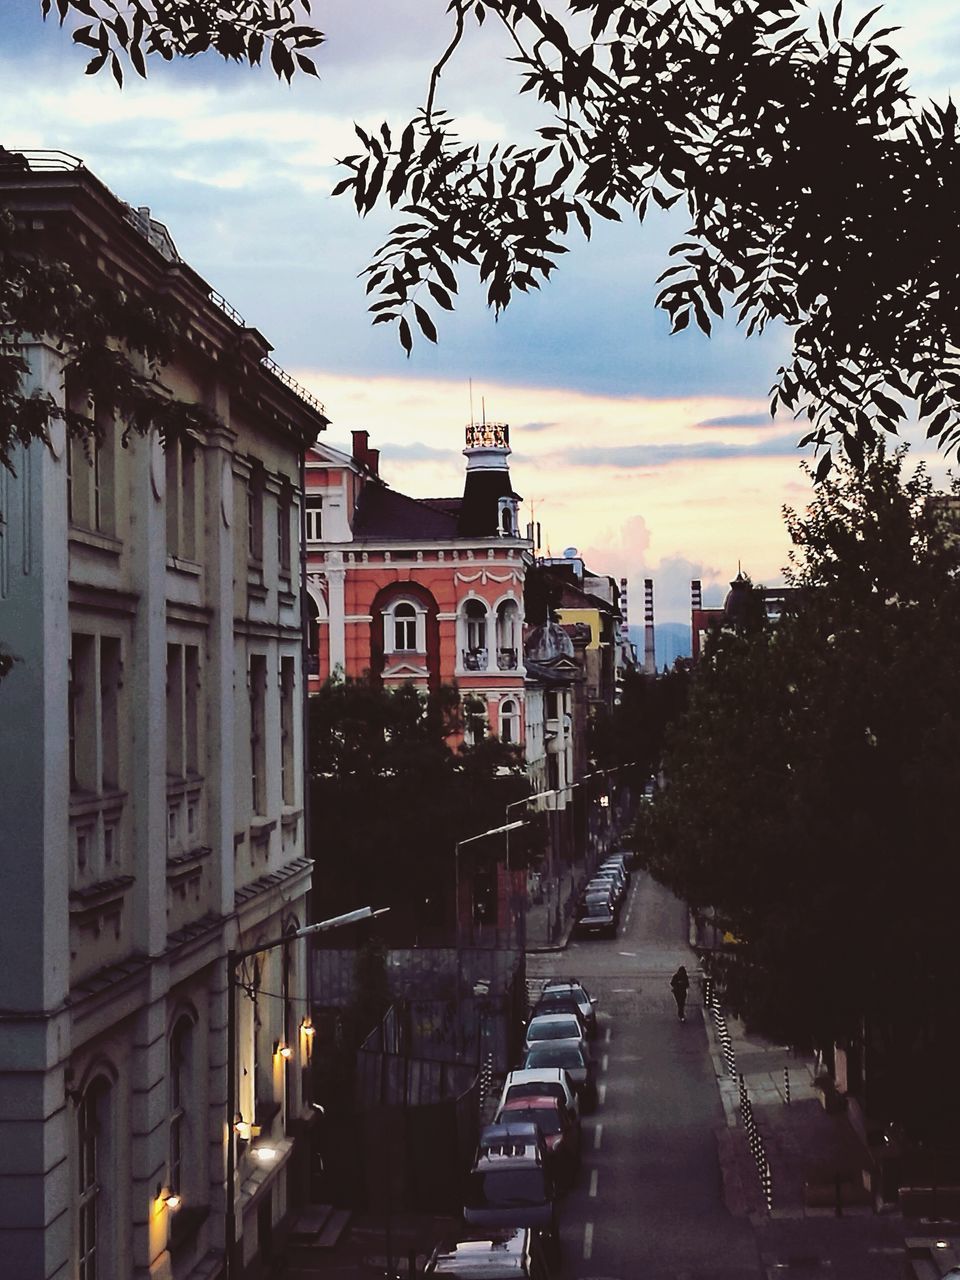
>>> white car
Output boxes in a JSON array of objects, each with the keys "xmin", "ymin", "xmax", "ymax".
[{"xmin": 497, "ymin": 1066, "xmax": 580, "ymax": 1119}]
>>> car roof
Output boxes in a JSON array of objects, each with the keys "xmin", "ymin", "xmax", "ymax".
[
  {"xmin": 504, "ymin": 1067, "xmax": 573, "ymax": 1093},
  {"xmin": 428, "ymin": 1228, "xmax": 531, "ymax": 1275},
  {"xmin": 527, "ymin": 1012, "xmax": 580, "ymax": 1026},
  {"xmin": 479, "ymin": 1121, "xmax": 542, "ymax": 1146}
]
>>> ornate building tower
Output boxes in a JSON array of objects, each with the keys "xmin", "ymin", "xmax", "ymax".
[{"xmin": 458, "ymin": 421, "xmax": 522, "ymax": 538}]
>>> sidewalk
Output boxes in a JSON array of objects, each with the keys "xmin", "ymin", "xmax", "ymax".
[{"xmin": 701, "ymin": 990, "xmax": 960, "ymax": 1278}]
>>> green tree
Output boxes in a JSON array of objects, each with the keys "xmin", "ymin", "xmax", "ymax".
[
  {"xmin": 644, "ymin": 448, "xmax": 960, "ymax": 1141},
  {"xmin": 309, "ymin": 678, "xmax": 529, "ymax": 939},
  {"xmin": 8, "ymin": 1, "xmax": 960, "ymax": 470}
]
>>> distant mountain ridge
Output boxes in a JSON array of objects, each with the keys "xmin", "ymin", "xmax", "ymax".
[{"xmin": 629, "ymin": 623, "xmax": 691, "ymax": 670}]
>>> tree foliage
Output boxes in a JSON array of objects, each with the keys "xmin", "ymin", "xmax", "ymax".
[
  {"xmin": 333, "ymin": 0, "xmax": 960, "ymax": 470},
  {"xmin": 643, "ymin": 448, "xmax": 960, "ymax": 1139},
  {"xmin": 41, "ymin": 0, "xmax": 322, "ymax": 84},
  {"xmin": 309, "ymin": 679, "xmax": 529, "ymax": 939}
]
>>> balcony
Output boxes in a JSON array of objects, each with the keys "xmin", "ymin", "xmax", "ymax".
[
  {"xmin": 497, "ymin": 647, "xmax": 518, "ymax": 671},
  {"xmin": 462, "ymin": 647, "xmax": 489, "ymax": 672}
]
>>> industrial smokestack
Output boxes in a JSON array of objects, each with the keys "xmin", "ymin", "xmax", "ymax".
[
  {"xmin": 643, "ymin": 578, "xmax": 656, "ymax": 675},
  {"xmin": 619, "ymin": 576, "xmax": 629, "ymax": 629},
  {"xmin": 691, "ymin": 578, "xmax": 702, "ymax": 611}
]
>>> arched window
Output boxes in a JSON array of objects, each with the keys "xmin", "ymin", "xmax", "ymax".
[
  {"xmin": 499, "ymin": 698, "xmax": 520, "ymax": 744},
  {"xmin": 462, "ymin": 600, "xmax": 489, "ymax": 670},
  {"xmin": 77, "ymin": 1077, "xmax": 113, "ymax": 1280},
  {"xmin": 394, "ymin": 602, "xmax": 417, "ymax": 651},
  {"xmin": 498, "ymin": 496, "xmax": 518, "ymax": 536},
  {"xmin": 307, "ymin": 593, "xmax": 321, "ymax": 675},
  {"xmin": 496, "ymin": 600, "xmax": 520, "ymax": 670}
]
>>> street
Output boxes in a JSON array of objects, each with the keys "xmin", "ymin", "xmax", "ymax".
[{"xmin": 528, "ymin": 871, "xmax": 763, "ymax": 1279}]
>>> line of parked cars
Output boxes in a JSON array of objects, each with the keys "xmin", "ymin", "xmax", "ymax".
[
  {"xmin": 574, "ymin": 851, "xmax": 632, "ymax": 940},
  {"xmin": 424, "ymin": 978, "xmax": 600, "ymax": 1278}
]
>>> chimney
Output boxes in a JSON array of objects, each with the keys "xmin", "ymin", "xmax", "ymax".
[
  {"xmin": 691, "ymin": 579, "xmax": 702, "ymax": 611},
  {"xmin": 351, "ymin": 429, "xmax": 369, "ymax": 467},
  {"xmin": 366, "ymin": 448, "xmax": 380, "ymax": 477},
  {"xmin": 643, "ymin": 578, "xmax": 656, "ymax": 675}
]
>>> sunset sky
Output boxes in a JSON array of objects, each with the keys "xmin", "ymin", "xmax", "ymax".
[{"xmin": 3, "ymin": 0, "xmax": 957, "ymax": 622}]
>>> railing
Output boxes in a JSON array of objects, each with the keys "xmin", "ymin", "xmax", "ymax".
[
  {"xmin": 2, "ymin": 149, "xmax": 83, "ymax": 171},
  {"xmin": 462, "ymin": 647, "xmax": 488, "ymax": 672},
  {"xmin": 496, "ymin": 647, "xmax": 518, "ymax": 670}
]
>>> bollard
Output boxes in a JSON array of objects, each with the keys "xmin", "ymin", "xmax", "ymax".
[{"xmin": 783, "ymin": 1066, "xmax": 790, "ymax": 1105}]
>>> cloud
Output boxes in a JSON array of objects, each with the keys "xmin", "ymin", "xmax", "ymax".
[
  {"xmin": 562, "ymin": 433, "xmax": 803, "ymax": 469},
  {"xmin": 695, "ymin": 412, "xmax": 776, "ymax": 429},
  {"xmin": 378, "ymin": 442, "xmax": 460, "ymax": 463},
  {"xmin": 516, "ymin": 421, "xmax": 557, "ymax": 433}
]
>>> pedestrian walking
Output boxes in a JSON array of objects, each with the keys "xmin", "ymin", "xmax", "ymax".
[{"xmin": 670, "ymin": 965, "xmax": 689, "ymax": 1022}]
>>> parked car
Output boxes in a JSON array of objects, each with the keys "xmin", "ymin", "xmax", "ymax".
[
  {"xmin": 463, "ymin": 1142, "xmax": 559, "ymax": 1249},
  {"xmin": 495, "ymin": 1094, "xmax": 580, "ymax": 1186},
  {"xmin": 575, "ymin": 897, "xmax": 617, "ymax": 939},
  {"xmin": 522, "ymin": 1013, "xmax": 587, "ymax": 1055},
  {"xmin": 539, "ymin": 980, "xmax": 597, "ymax": 1037},
  {"xmin": 520, "ymin": 1041, "xmax": 598, "ymax": 1110},
  {"xmin": 587, "ymin": 869, "xmax": 625, "ymax": 901},
  {"xmin": 425, "ymin": 1227, "xmax": 554, "ymax": 1278},
  {"xmin": 475, "ymin": 1120, "xmax": 549, "ymax": 1169},
  {"xmin": 497, "ymin": 1067, "xmax": 580, "ymax": 1121},
  {"xmin": 599, "ymin": 855, "xmax": 630, "ymax": 884},
  {"xmin": 529, "ymin": 992, "xmax": 590, "ymax": 1038}
]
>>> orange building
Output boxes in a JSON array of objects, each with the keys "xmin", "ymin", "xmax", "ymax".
[{"xmin": 305, "ymin": 423, "xmax": 531, "ymax": 746}]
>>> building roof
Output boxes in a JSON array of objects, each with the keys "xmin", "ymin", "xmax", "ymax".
[{"xmin": 352, "ymin": 481, "xmax": 460, "ymax": 540}]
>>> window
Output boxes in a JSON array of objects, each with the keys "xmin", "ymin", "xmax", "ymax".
[
  {"xmin": 66, "ymin": 381, "xmax": 116, "ymax": 536},
  {"xmin": 496, "ymin": 601, "xmax": 520, "ymax": 670},
  {"xmin": 247, "ymin": 461, "xmax": 265, "ymax": 564},
  {"xmin": 307, "ymin": 594, "xmax": 321, "ymax": 676},
  {"xmin": 166, "ymin": 644, "xmax": 201, "ymax": 781},
  {"xmin": 305, "ymin": 494, "xmax": 323, "ymax": 543},
  {"xmin": 250, "ymin": 655, "xmax": 267, "ymax": 814},
  {"xmin": 280, "ymin": 657, "xmax": 296, "ymax": 806},
  {"xmin": 499, "ymin": 698, "xmax": 520, "ymax": 745},
  {"xmin": 394, "ymin": 602, "xmax": 417, "ymax": 651},
  {"xmin": 169, "ymin": 1019, "xmax": 193, "ymax": 1197},
  {"xmin": 77, "ymin": 1079, "xmax": 112, "ymax": 1280},
  {"xmin": 166, "ymin": 437, "xmax": 199, "ymax": 560},
  {"xmin": 462, "ymin": 599, "xmax": 489, "ymax": 670},
  {"xmin": 498, "ymin": 497, "xmax": 517, "ymax": 536},
  {"xmin": 100, "ymin": 638, "xmax": 121, "ymax": 790},
  {"xmin": 277, "ymin": 486, "xmax": 292, "ymax": 576}
]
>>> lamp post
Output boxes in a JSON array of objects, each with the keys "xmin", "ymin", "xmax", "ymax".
[{"xmin": 225, "ymin": 905, "xmax": 389, "ymax": 1279}]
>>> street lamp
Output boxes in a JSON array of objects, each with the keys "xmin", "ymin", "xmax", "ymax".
[{"xmin": 225, "ymin": 905, "xmax": 389, "ymax": 1278}]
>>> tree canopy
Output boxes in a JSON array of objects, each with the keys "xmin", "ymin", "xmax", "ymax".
[
  {"xmin": 642, "ymin": 448, "xmax": 960, "ymax": 1140},
  {"xmin": 309, "ymin": 679, "xmax": 529, "ymax": 940},
  {"xmin": 6, "ymin": 0, "xmax": 960, "ymax": 473}
]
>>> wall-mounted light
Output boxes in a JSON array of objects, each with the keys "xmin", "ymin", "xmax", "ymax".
[
  {"xmin": 273, "ymin": 1040, "xmax": 293, "ymax": 1059},
  {"xmin": 157, "ymin": 1185, "xmax": 182, "ymax": 1211},
  {"xmin": 599, "ymin": 794, "xmax": 610, "ymax": 809},
  {"xmin": 300, "ymin": 1017, "xmax": 315, "ymax": 1038},
  {"xmin": 252, "ymin": 1145, "xmax": 278, "ymax": 1163},
  {"xmin": 233, "ymin": 1116, "xmax": 252, "ymax": 1142}
]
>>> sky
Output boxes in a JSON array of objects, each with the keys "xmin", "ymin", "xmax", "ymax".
[{"xmin": 2, "ymin": 0, "xmax": 958, "ymax": 623}]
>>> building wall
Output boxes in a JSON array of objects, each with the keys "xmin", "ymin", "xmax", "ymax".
[{"xmin": 0, "ymin": 172, "xmax": 324, "ymax": 1280}]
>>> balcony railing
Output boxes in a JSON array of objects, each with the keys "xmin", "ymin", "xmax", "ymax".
[
  {"xmin": 497, "ymin": 647, "xmax": 518, "ymax": 670},
  {"xmin": 462, "ymin": 647, "xmax": 488, "ymax": 672}
]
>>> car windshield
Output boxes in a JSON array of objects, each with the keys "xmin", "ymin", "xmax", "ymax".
[
  {"xmin": 464, "ymin": 1169, "xmax": 549, "ymax": 1208},
  {"xmin": 524, "ymin": 1045, "xmax": 585, "ymax": 1070},
  {"xmin": 500, "ymin": 1107, "xmax": 562, "ymax": 1135},
  {"xmin": 583, "ymin": 902, "xmax": 611, "ymax": 917},
  {"xmin": 528, "ymin": 1018, "xmax": 579, "ymax": 1040}
]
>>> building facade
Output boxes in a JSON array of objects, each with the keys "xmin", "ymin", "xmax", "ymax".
[
  {"xmin": 0, "ymin": 157, "xmax": 328, "ymax": 1278},
  {"xmin": 305, "ymin": 425, "xmax": 530, "ymax": 749}
]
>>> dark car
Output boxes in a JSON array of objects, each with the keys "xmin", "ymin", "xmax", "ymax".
[
  {"xmin": 425, "ymin": 1227, "xmax": 554, "ymax": 1278},
  {"xmin": 495, "ymin": 1095, "xmax": 580, "ymax": 1186},
  {"xmin": 529, "ymin": 992, "xmax": 589, "ymax": 1037},
  {"xmin": 520, "ymin": 1041, "xmax": 598, "ymax": 1110},
  {"xmin": 539, "ymin": 980, "xmax": 597, "ymax": 1037},
  {"xmin": 463, "ymin": 1153, "xmax": 559, "ymax": 1245},
  {"xmin": 576, "ymin": 897, "xmax": 617, "ymax": 939}
]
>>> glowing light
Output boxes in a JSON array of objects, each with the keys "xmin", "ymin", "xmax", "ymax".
[{"xmin": 253, "ymin": 1145, "xmax": 278, "ymax": 1162}]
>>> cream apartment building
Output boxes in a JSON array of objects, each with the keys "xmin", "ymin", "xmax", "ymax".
[{"xmin": 0, "ymin": 155, "xmax": 328, "ymax": 1278}]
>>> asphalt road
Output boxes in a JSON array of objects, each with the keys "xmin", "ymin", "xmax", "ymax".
[{"xmin": 528, "ymin": 870, "xmax": 763, "ymax": 1280}]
